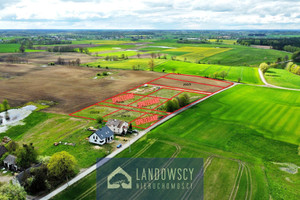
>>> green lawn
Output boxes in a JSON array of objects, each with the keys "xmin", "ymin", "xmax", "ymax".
[
  {"xmin": 265, "ymin": 68, "xmax": 300, "ymax": 89},
  {"xmin": 156, "ymin": 60, "xmax": 263, "ymax": 84},
  {"xmin": 3, "ymin": 112, "xmax": 108, "ymax": 168},
  {"xmin": 52, "ymin": 85, "xmax": 300, "ymax": 200}
]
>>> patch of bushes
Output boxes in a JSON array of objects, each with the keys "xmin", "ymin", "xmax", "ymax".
[{"xmin": 165, "ymin": 94, "xmax": 190, "ymax": 112}]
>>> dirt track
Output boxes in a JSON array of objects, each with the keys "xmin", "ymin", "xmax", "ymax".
[{"xmin": 0, "ymin": 59, "xmax": 162, "ymax": 114}]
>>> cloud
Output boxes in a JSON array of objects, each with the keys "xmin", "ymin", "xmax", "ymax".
[{"xmin": 0, "ymin": 0, "xmax": 300, "ymax": 29}]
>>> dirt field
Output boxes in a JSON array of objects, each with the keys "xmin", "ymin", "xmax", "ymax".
[
  {"xmin": 166, "ymin": 74, "xmax": 232, "ymax": 87},
  {"xmin": 0, "ymin": 52, "xmax": 99, "ymax": 65},
  {"xmin": 0, "ymin": 59, "xmax": 162, "ymax": 114},
  {"xmin": 151, "ymin": 77, "xmax": 222, "ymax": 93}
]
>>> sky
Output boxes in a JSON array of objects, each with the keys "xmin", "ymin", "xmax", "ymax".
[{"xmin": 0, "ymin": 0, "xmax": 300, "ymax": 29}]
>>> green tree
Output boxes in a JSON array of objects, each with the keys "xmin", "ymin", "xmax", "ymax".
[
  {"xmin": 172, "ymin": 99, "xmax": 180, "ymax": 111},
  {"xmin": 286, "ymin": 62, "xmax": 294, "ymax": 71},
  {"xmin": 2, "ymin": 99, "xmax": 9, "ymax": 111},
  {"xmin": 19, "ymin": 45, "xmax": 25, "ymax": 53},
  {"xmin": 47, "ymin": 151, "xmax": 77, "ymax": 182},
  {"xmin": 165, "ymin": 101, "xmax": 175, "ymax": 112},
  {"xmin": 178, "ymin": 94, "xmax": 189, "ymax": 107},
  {"xmin": 7, "ymin": 141, "xmax": 19, "ymax": 153},
  {"xmin": 96, "ymin": 116, "xmax": 104, "ymax": 125},
  {"xmin": 148, "ymin": 59, "xmax": 155, "ymax": 71},
  {"xmin": 292, "ymin": 51, "xmax": 300, "ymax": 62},
  {"xmin": 259, "ymin": 62, "xmax": 270, "ymax": 74},
  {"xmin": 219, "ymin": 71, "xmax": 228, "ymax": 80},
  {"xmin": 25, "ymin": 165, "xmax": 48, "ymax": 194},
  {"xmin": 0, "ymin": 183, "xmax": 26, "ymax": 200},
  {"xmin": 17, "ymin": 143, "xmax": 38, "ymax": 168}
]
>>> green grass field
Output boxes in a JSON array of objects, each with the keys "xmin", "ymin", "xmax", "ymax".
[
  {"xmin": 163, "ymin": 46, "xmax": 231, "ymax": 62},
  {"xmin": 0, "ymin": 43, "xmax": 20, "ymax": 53},
  {"xmin": 265, "ymin": 68, "xmax": 300, "ymax": 89},
  {"xmin": 86, "ymin": 58, "xmax": 167, "ymax": 70},
  {"xmin": 98, "ymin": 50, "xmax": 141, "ymax": 57},
  {"xmin": 72, "ymin": 40, "xmax": 134, "ymax": 45},
  {"xmin": 3, "ymin": 112, "xmax": 108, "ymax": 168},
  {"xmin": 52, "ymin": 85, "xmax": 300, "ymax": 200},
  {"xmin": 146, "ymin": 40, "xmax": 290, "ymax": 66},
  {"xmin": 156, "ymin": 60, "xmax": 263, "ymax": 84},
  {"xmin": 196, "ymin": 46, "xmax": 290, "ymax": 66},
  {"xmin": 0, "ymin": 43, "xmax": 45, "ymax": 53},
  {"xmin": 82, "ymin": 44, "xmax": 137, "ymax": 53}
]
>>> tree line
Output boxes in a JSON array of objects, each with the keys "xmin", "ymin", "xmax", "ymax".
[
  {"xmin": 237, "ymin": 37, "xmax": 300, "ymax": 52},
  {"xmin": 259, "ymin": 51, "xmax": 300, "ymax": 75},
  {"xmin": 165, "ymin": 94, "xmax": 190, "ymax": 112}
]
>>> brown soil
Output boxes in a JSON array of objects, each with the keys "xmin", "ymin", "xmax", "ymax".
[
  {"xmin": 250, "ymin": 45, "xmax": 271, "ymax": 49},
  {"xmin": 0, "ymin": 52, "xmax": 99, "ymax": 65},
  {"xmin": 151, "ymin": 77, "xmax": 222, "ymax": 93},
  {"xmin": 0, "ymin": 60, "xmax": 162, "ymax": 114},
  {"xmin": 166, "ymin": 74, "xmax": 232, "ymax": 87}
]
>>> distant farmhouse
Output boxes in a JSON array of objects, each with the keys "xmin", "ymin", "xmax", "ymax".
[
  {"xmin": 89, "ymin": 125, "xmax": 114, "ymax": 146},
  {"xmin": 106, "ymin": 119, "xmax": 128, "ymax": 135}
]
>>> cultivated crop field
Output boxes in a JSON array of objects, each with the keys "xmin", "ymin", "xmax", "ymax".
[
  {"xmin": 0, "ymin": 56, "xmax": 162, "ymax": 114},
  {"xmin": 0, "ymin": 43, "xmax": 20, "ymax": 53},
  {"xmin": 163, "ymin": 46, "xmax": 232, "ymax": 62},
  {"xmin": 86, "ymin": 58, "xmax": 167, "ymax": 70},
  {"xmin": 156, "ymin": 60, "xmax": 263, "ymax": 84},
  {"xmin": 70, "ymin": 73, "xmax": 233, "ymax": 129}
]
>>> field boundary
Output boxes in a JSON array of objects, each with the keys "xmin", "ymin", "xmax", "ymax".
[
  {"xmin": 69, "ymin": 73, "xmax": 234, "ymax": 129},
  {"xmin": 41, "ymin": 80, "xmax": 237, "ymax": 200}
]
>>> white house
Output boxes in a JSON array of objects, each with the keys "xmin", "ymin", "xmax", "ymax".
[
  {"xmin": 3, "ymin": 154, "xmax": 18, "ymax": 171},
  {"xmin": 106, "ymin": 119, "xmax": 128, "ymax": 135},
  {"xmin": 89, "ymin": 126, "xmax": 114, "ymax": 146}
]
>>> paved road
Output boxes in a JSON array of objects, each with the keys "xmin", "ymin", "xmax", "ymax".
[
  {"xmin": 258, "ymin": 68, "xmax": 300, "ymax": 91},
  {"xmin": 39, "ymin": 83, "xmax": 237, "ymax": 200}
]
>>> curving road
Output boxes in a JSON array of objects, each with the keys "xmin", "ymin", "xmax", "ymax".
[{"xmin": 258, "ymin": 68, "xmax": 300, "ymax": 91}]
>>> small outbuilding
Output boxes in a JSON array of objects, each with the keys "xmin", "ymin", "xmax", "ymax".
[
  {"xmin": 3, "ymin": 154, "xmax": 18, "ymax": 171},
  {"xmin": 89, "ymin": 125, "xmax": 114, "ymax": 146}
]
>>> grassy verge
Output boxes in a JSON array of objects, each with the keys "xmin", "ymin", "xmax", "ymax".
[{"xmin": 265, "ymin": 68, "xmax": 300, "ymax": 89}]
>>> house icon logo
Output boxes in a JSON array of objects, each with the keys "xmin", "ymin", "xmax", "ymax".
[{"xmin": 107, "ymin": 166, "xmax": 132, "ymax": 189}]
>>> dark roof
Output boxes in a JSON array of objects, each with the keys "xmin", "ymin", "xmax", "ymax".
[
  {"xmin": 95, "ymin": 126, "xmax": 114, "ymax": 140},
  {"xmin": 0, "ymin": 145, "xmax": 8, "ymax": 157},
  {"xmin": 4, "ymin": 154, "xmax": 16, "ymax": 165},
  {"xmin": 16, "ymin": 163, "xmax": 42, "ymax": 184}
]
